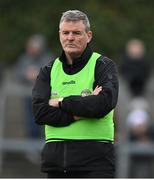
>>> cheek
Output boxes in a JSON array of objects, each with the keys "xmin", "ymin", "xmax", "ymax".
[{"xmin": 78, "ymin": 38, "xmax": 88, "ymax": 47}]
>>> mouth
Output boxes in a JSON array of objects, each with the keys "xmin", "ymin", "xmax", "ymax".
[{"xmin": 66, "ymin": 44, "xmax": 76, "ymax": 48}]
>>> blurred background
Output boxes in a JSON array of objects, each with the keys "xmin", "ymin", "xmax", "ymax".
[{"xmin": 0, "ymin": 0, "xmax": 154, "ymax": 178}]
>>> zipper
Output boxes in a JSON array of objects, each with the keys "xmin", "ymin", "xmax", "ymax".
[{"xmin": 63, "ymin": 142, "xmax": 67, "ymax": 173}]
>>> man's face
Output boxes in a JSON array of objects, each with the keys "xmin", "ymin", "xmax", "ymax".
[{"xmin": 59, "ymin": 20, "xmax": 92, "ymax": 57}]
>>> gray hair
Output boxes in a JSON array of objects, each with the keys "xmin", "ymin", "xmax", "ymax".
[{"xmin": 59, "ymin": 10, "xmax": 90, "ymax": 32}]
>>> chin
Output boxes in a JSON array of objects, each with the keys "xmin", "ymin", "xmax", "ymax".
[
  {"xmin": 68, "ymin": 51, "xmax": 81, "ymax": 56},
  {"xmin": 65, "ymin": 49, "xmax": 78, "ymax": 54}
]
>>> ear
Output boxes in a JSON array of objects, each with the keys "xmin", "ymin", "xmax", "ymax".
[{"xmin": 87, "ymin": 31, "xmax": 92, "ymax": 43}]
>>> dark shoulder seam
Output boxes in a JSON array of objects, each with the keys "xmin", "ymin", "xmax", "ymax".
[
  {"xmin": 41, "ymin": 58, "xmax": 57, "ymax": 75},
  {"xmin": 97, "ymin": 55, "xmax": 113, "ymax": 65},
  {"xmin": 47, "ymin": 58, "xmax": 57, "ymax": 68}
]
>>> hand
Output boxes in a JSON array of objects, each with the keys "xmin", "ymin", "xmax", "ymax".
[
  {"xmin": 92, "ymin": 85, "xmax": 102, "ymax": 95},
  {"xmin": 49, "ymin": 98, "xmax": 63, "ymax": 107},
  {"xmin": 74, "ymin": 86, "xmax": 102, "ymax": 120}
]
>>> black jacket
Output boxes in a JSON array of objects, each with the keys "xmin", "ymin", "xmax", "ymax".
[{"xmin": 32, "ymin": 45, "xmax": 119, "ymax": 172}]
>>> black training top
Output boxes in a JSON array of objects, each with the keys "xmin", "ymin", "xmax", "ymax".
[{"xmin": 32, "ymin": 45, "xmax": 119, "ymax": 173}]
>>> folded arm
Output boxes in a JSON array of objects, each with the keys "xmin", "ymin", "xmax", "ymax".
[{"xmin": 32, "ymin": 62, "xmax": 75, "ymax": 127}]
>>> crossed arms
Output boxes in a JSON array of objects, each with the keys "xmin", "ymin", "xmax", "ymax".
[{"xmin": 32, "ymin": 57, "xmax": 119, "ymax": 127}]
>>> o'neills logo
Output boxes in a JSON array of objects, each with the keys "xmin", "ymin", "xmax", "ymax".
[{"xmin": 62, "ymin": 80, "xmax": 76, "ymax": 85}]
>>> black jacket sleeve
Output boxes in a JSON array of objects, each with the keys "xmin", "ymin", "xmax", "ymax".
[
  {"xmin": 60, "ymin": 56, "xmax": 119, "ymax": 118},
  {"xmin": 32, "ymin": 62, "xmax": 75, "ymax": 126}
]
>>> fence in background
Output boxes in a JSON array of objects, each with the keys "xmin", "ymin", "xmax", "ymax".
[{"xmin": 0, "ymin": 71, "xmax": 44, "ymax": 174}]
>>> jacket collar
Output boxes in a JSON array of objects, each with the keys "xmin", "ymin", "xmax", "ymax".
[{"xmin": 59, "ymin": 44, "xmax": 93, "ymax": 67}]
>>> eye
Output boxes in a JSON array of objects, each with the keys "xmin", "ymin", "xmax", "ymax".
[
  {"xmin": 73, "ymin": 31, "xmax": 81, "ymax": 35},
  {"xmin": 62, "ymin": 31, "xmax": 69, "ymax": 35}
]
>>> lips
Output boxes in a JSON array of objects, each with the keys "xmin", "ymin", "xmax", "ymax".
[{"xmin": 66, "ymin": 44, "xmax": 76, "ymax": 47}]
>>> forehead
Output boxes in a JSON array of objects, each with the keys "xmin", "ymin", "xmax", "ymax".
[{"xmin": 59, "ymin": 20, "xmax": 86, "ymax": 31}]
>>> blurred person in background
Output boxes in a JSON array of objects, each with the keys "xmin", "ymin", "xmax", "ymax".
[
  {"xmin": 117, "ymin": 39, "xmax": 152, "ymax": 140},
  {"xmin": 32, "ymin": 10, "xmax": 119, "ymax": 178},
  {"xmin": 117, "ymin": 39, "xmax": 153, "ymax": 143},
  {"xmin": 126, "ymin": 97, "xmax": 154, "ymax": 143},
  {"xmin": 119, "ymin": 38, "xmax": 151, "ymax": 97},
  {"xmin": 14, "ymin": 34, "xmax": 55, "ymax": 139}
]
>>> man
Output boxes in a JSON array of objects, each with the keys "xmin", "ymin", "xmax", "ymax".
[{"xmin": 32, "ymin": 10, "xmax": 119, "ymax": 178}]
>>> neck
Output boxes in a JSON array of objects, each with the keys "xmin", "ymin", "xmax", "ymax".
[
  {"xmin": 65, "ymin": 52, "xmax": 82, "ymax": 65},
  {"xmin": 66, "ymin": 54, "xmax": 73, "ymax": 65}
]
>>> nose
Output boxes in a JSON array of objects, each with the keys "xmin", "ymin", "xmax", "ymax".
[{"xmin": 67, "ymin": 33, "xmax": 75, "ymax": 40}]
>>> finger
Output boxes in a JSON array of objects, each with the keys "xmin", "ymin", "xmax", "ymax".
[
  {"xmin": 94, "ymin": 85, "xmax": 98, "ymax": 91},
  {"xmin": 93, "ymin": 86, "xmax": 102, "ymax": 95}
]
